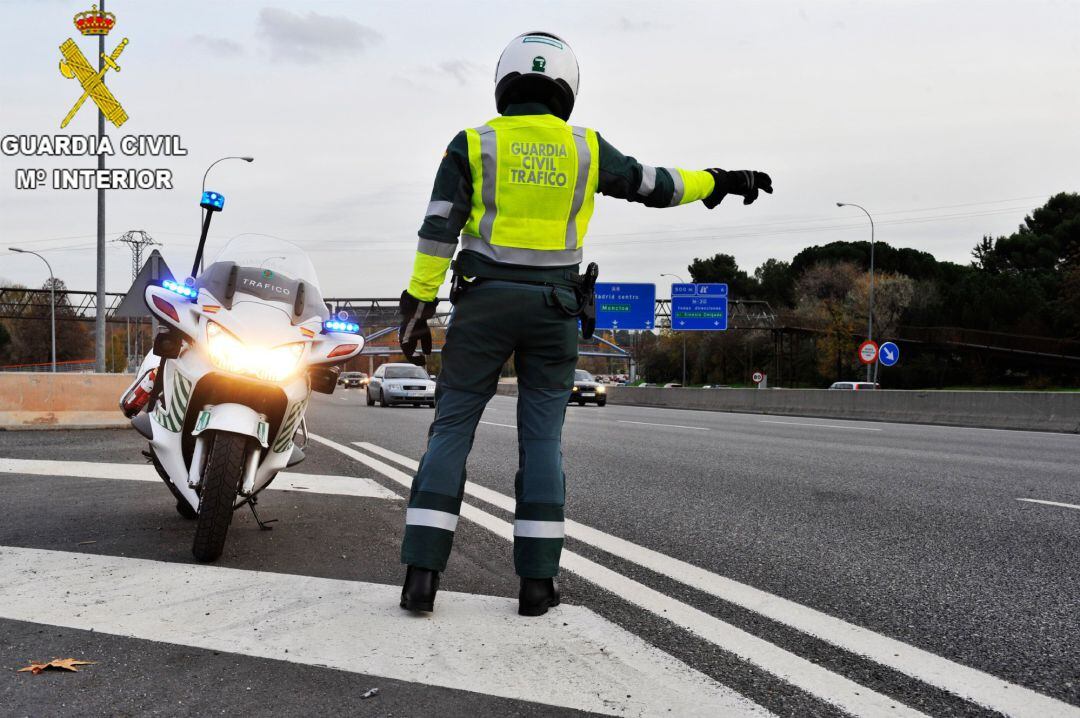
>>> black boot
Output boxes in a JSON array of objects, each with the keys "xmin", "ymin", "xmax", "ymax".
[
  {"xmin": 400, "ymin": 565, "xmax": 439, "ymax": 612},
  {"xmin": 518, "ymin": 577, "xmax": 560, "ymax": 617}
]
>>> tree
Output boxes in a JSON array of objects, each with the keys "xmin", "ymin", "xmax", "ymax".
[
  {"xmin": 0, "ymin": 321, "xmax": 11, "ymax": 363},
  {"xmin": 851, "ymin": 272, "xmax": 915, "ymax": 341},
  {"xmin": 687, "ymin": 253, "xmax": 758, "ymax": 297},
  {"xmin": 792, "ymin": 262, "xmax": 864, "ymax": 379},
  {"xmin": 3, "ymin": 278, "xmax": 92, "ymax": 365},
  {"xmin": 791, "ymin": 262, "xmax": 914, "ymax": 380},
  {"xmin": 753, "ymin": 258, "xmax": 795, "ymax": 308},
  {"xmin": 966, "ymin": 192, "xmax": 1080, "ymax": 336},
  {"xmin": 792, "ymin": 241, "xmax": 941, "ymax": 281},
  {"xmin": 975, "ymin": 193, "xmax": 1080, "ymax": 275}
]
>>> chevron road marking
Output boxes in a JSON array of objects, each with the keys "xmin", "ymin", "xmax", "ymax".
[
  {"xmin": 0, "ymin": 458, "xmax": 401, "ymax": 500},
  {"xmin": 347, "ymin": 438, "xmax": 1080, "ymax": 718},
  {"xmin": 0, "ymin": 546, "xmax": 766, "ymax": 717},
  {"xmin": 316, "ymin": 435, "xmax": 927, "ymax": 717}
]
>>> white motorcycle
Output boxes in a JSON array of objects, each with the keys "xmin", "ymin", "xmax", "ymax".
[{"xmin": 125, "ymin": 190, "xmax": 364, "ymax": 562}]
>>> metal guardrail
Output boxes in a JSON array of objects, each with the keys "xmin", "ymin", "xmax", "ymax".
[
  {"xmin": 3, "ymin": 288, "xmax": 1074, "ymax": 363},
  {"xmin": 897, "ymin": 326, "xmax": 1080, "ymax": 360},
  {"xmin": 0, "ymin": 288, "xmax": 125, "ymax": 322},
  {"xmin": 0, "ymin": 359, "xmax": 96, "ymax": 373}
]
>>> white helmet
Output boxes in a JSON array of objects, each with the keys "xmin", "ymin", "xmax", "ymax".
[{"xmin": 494, "ymin": 32, "xmax": 580, "ymax": 120}]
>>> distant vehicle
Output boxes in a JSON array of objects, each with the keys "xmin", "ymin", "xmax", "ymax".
[
  {"xmin": 663, "ymin": 382, "xmax": 683, "ymax": 388},
  {"xmin": 570, "ymin": 369, "xmax": 606, "ymax": 406},
  {"xmin": 339, "ymin": 371, "xmax": 368, "ymax": 388},
  {"xmin": 366, "ymin": 363, "xmax": 436, "ymax": 407},
  {"xmin": 829, "ymin": 381, "xmax": 880, "ymax": 391}
]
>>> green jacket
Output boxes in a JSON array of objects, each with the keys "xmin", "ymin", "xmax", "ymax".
[{"xmin": 408, "ymin": 102, "xmax": 715, "ymax": 301}]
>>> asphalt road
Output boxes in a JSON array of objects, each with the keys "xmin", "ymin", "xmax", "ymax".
[{"xmin": 1, "ymin": 389, "xmax": 1078, "ymax": 717}]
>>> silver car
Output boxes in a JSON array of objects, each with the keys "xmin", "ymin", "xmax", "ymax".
[
  {"xmin": 367, "ymin": 363, "xmax": 436, "ymax": 407},
  {"xmin": 828, "ymin": 381, "xmax": 880, "ymax": 391}
]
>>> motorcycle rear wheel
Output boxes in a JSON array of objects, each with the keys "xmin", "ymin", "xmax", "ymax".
[{"xmin": 191, "ymin": 431, "xmax": 248, "ymax": 562}]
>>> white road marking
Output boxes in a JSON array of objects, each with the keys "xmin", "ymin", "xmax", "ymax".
[
  {"xmin": 1016, "ymin": 497, "xmax": 1080, "ymax": 511},
  {"xmin": 350, "ymin": 439, "xmax": 1079, "ymax": 718},
  {"xmin": 0, "ymin": 546, "xmax": 766, "ymax": 718},
  {"xmin": 617, "ymin": 420, "xmax": 709, "ymax": 431},
  {"xmin": 760, "ymin": 420, "xmax": 882, "ymax": 432},
  {"xmin": 327, "ymin": 437, "xmax": 926, "ymax": 717},
  {"xmin": 479, "ymin": 420, "xmax": 517, "ymax": 428},
  {"xmin": 0, "ymin": 458, "xmax": 401, "ymax": 501}
]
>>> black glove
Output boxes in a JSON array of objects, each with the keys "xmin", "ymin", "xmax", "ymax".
[
  {"xmin": 703, "ymin": 169, "xmax": 773, "ymax": 208},
  {"xmin": 398, "ymin": 290, "xmax": 438, "ymax": 366}
]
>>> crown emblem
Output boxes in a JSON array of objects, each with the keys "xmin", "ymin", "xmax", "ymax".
[{"xmin": 73, "ymin": 4, "xmax": 116, "ymax": 36}]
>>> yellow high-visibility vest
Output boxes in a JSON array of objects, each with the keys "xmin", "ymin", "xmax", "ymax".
[{"xmin": 462, "ymin": 114, "xmax": 599, "ymax": 267}]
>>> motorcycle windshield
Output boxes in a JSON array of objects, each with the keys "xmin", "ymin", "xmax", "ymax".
[{"xmin": 197, "ymin": 236, "xmax": 329, "ymax": 322}]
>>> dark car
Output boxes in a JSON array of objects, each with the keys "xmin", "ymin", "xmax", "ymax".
[
  {"xmin": 339, "ymin": 371, "xmax": 368, "ymax": 388},
  {"xmin": 570, "ymin": 369, "xmax": 606, "ymax": 406}
]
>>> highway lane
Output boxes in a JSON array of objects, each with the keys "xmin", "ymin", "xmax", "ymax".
[
  {"xmin": 0, "ymin": 392, "xmax": 1077, "ymax": 716},
  {"xmin": 317, "ymin": 388, "xmax": 1080, "ymax": 712},
  {"xmin": 0, "ymin": 428, "xmax": 795, "ymax": 717}
]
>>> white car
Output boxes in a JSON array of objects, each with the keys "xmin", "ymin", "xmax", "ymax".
[
  {"xmin": 367, "ymin": 363, "xmax": 436, "ymax": 407},
  {"xmin": 829, "ymin": 381, "xmax": 880, "ymax": 390}
]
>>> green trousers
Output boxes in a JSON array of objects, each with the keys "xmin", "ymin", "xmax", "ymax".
[{"xmin": 401, "ymin": 280, "xmax": 579, "ymax": 578}]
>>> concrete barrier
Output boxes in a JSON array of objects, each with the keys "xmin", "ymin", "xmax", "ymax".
[
  {"xmin": 0, "ymin": 373, "xmax": 132, "ymax": 430},
  {"xmin": 496, "ymin": 384, "xmax": 1080, "ymax": 433}
]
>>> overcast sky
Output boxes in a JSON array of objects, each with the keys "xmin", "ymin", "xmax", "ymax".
[{"xmin": 1, "ymin": 0, "xmax": 1077, "ymax": 297}]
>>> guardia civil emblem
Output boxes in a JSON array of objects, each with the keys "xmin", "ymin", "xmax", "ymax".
[
  {"xmin": 532, "ymin": 56, "xmax": 547, "ymax": 72},
  {"xmin": 58, "ymin": 4, "xmax": 129, "ymax": 129}
]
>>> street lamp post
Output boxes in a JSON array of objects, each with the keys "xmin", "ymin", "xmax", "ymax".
[
  {"xmin": 837, "ymin": 202, "xmax": 876, "ymax": 382},
  {"xmin": 10, "ymin": 248, "xmax": 56, "ymax": 372},
  {"xmin": 200, "ymin": 156, "xmax": 254, "ymax": 272},
  {"xmin": 660, "ymin": 273, "xmax": 688, "ymax": 386}
]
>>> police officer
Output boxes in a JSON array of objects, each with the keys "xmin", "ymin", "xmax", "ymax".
[{"xmin": 398, "ymin": 32, "xmax": 772, "ymax": 616}]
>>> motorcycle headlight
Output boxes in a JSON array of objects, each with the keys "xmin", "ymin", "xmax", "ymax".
[{"xmin": 206, "ymin": 321, "xmax": 304, "ymax": 382}]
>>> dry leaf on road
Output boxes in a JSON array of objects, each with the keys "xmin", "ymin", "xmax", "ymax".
[{"xmin": 17, "ymin": 658, "xmax": 95, "ymax": 674}]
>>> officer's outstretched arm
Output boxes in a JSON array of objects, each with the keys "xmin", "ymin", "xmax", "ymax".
[{"xmin": 595, "ymin": 134, "xmax": 772, "ymax": 209}]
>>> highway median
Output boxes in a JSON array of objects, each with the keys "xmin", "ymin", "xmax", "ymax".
[
  {"xmin": 0, "ymin": 372, "xmax": 131, "ymax": 430},
  {"xmin": 497, "ymin": 382, "xmax": 1080, "ymax": 433}
]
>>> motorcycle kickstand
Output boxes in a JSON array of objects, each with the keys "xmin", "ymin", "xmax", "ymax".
[{"xmin": 247, "ymin": 495, "xmax": 278, "ymax": 531}]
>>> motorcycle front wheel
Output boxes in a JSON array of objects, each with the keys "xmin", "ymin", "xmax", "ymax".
[{"xmin": 191, "ymin": 431, "xmax": 248, "ymax": 562}]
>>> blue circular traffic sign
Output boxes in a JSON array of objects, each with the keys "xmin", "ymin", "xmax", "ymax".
[{"xmin": 878, "ymin": 341, "xmax": 900, "ymax": 367}]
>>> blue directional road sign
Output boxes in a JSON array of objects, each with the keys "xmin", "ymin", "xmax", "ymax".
[
  {"xmin": 671, "ymin": 283, "xmax": 728, "ymax": 331},
  {"xmin": 594, "ymin": 283, "xmax": 656, "ymax": 330},
  {"xmin": 878, "ymin": 341, "xmax": 900, "ymax": 367}
]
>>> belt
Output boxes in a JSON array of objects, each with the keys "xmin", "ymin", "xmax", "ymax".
[{"xmin": 452, "ymin": 250, "xmax": 582, "ymax": 289}]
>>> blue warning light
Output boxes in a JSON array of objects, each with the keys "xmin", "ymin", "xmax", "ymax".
[
  {"xmin": 200, "ymin": 191, "xmax": 225, "ymax": 212},
  {"xmin": 323, "ymin": 320, "xmax": 360, "ymax": 334},
  {"xmin": 162, "ymin": 279, "xmax": 197, "ymax": 299}
]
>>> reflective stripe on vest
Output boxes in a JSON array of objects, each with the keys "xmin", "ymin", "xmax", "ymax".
[
  {"xmin": 665, "ymin": 167, "xmax": 685, "ymax": 207},
  {"xmin": 463, "ymin": 116, "xmax": 599, "ymax": 267}
]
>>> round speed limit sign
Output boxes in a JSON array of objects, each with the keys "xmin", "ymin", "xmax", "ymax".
[
  {"xmin": 858, "ymin": 340, "xmax": 879, "ymax": 364},
  {"xmin": 752, "ymin": 371, "xmax": 764, "ymax": 384}
]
